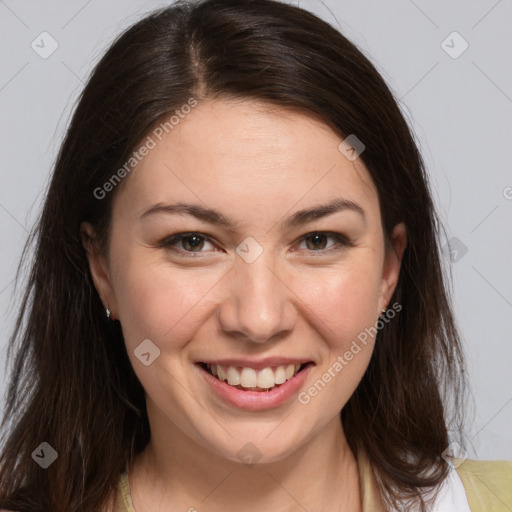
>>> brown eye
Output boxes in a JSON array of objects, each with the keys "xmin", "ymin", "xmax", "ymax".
[
  {"xmin": 180, "ymin": 235, "xmax": 205, "ymax": 252},
  {"xmin": 161, "ymin": 233, "xmax": 216, "ymax": 255},
  {"xmin": 305, "ymin": 233, "xmax": 329, "ymax": 250},
  {"xmin": 297, "ymin": 232, "xmax": 350, "ymax": 254}
]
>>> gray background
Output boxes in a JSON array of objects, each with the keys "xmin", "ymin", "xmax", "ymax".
[{"xmin": 0, "ymin": 0, "xmax": 511, "ymax": 460}]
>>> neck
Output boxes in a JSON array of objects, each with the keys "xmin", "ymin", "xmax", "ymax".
[{"xmin": 129, "ymin": 415, "xmax": 362, "ymax": 512}]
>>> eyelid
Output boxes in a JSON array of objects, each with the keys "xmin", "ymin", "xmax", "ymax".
[
  {"xmin": 295, "ymin": 231, "xmax": 351, "ymax": 254},
  {"xmin": 161, "ymin": 231, "xmax": 351, "ymax": 257},
  {"xmin": 160, "ymin": 232, "xmax": 218, "ymax": 256}
]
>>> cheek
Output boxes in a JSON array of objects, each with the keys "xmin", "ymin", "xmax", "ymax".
[
  {"xmin": 295, "ymin": 264, "xmax": 380, "ymax": 412},
  {"xmin": 297, "ymin": 256, "xmax": 382, "ymax": 342},
  {"xmin": 112, "ymin": 253, "xmax": 224, "ymax": 352}
]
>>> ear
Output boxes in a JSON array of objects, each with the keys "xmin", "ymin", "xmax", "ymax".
[
  {"xmin": 80, "ymin": 222, "xmax": 118, "ymax": 320},
  {"xmin": 379, "ymin": 222, "xmax": 407, "ymax": 312}
]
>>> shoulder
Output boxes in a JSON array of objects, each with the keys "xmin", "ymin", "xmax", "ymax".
[{"xmin": 455, "ymin": 458, "xmax": 512, "ymax": 511}]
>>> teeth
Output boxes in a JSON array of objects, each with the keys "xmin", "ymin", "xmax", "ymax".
[
  {"xmin": 240, "ymin": 367, "xmax": 257, "ymax": 387},
  {"xmin": 257, "ymin": 367, "xmax": 275, "ymax": 388},
  {"xmin": 274, "ymin": 366, "xmax": 286, "ymax": 384},
  {"xmin": 227, "ymin": 366, "xmax": 240, "ymax": 386},
  {"xmin": 207, "ymin": 363, "xmax": 303, "ymax": 390}
]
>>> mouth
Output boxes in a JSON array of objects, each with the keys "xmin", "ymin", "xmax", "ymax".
[{"xmin": 197, "ymin": 362, "xmax": 313, "ymax": 392}]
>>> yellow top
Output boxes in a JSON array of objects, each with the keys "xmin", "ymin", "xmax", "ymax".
[
  {"xmin": 114, "ymin": 451, "xmax": 512, "ymax": 511},
  {"xmin": 115, "ymin": 468, "xmax": 135, "ymax": 512},
  {"xmin": 455, "ymin": 457, "xmax": 512, "ymax": 511}
]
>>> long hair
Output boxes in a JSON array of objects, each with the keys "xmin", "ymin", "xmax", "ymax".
[{"xmin": 0, "ymin": 1, "xmax": 467, "ymax": 510}]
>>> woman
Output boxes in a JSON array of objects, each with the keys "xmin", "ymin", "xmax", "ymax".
[{"xmin": 0, "ymin": 0, "xmax": 510, "ymax": 511}]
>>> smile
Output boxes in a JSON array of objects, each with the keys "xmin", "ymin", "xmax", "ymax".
[
  {"xmin": 195, "ymin": 360, "xmax": 314, "ymax": 410},
  {"xmin": 201, "ymin": 362, "xmax": 305, "ymax": 391}
]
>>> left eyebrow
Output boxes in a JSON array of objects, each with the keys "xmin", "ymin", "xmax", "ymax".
[
  {"xmin": 138, "ymin": 197, "xmax": 366, "ymax": 230},
  {"xmin": 282, "ymin": 197, "xmax": 366, "ymax": 229}
]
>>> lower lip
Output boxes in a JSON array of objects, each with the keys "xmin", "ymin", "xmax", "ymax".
[{"xmin": 195, "ymin": 363, "xmax": 314, "ymax": 411}]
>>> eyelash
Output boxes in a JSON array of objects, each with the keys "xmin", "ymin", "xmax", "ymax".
[{"xmin": 160, "ymin": 231, "xmax": 350, "ymax": 257}]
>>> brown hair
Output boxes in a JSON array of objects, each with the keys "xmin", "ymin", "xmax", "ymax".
[{"xmin": 0, "ymin": 0, "xmax": 467, "ymax": 510}]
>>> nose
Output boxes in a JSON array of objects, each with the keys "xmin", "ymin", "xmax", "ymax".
[{"xmin": 217, "ymin": 252, "xmax": 297, "ymax": 344}]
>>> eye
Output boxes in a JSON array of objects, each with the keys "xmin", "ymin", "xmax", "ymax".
[
  {"xmin": 161, "ymin": 232, "xmax": 217, "ymax": 255},
  {"xmin": 296, "ymin": 231, "xmax": 349, "ymax": 254},
  {"xmin": 160, "ymin": 230, "xmax": 350, "ymax": 258}
]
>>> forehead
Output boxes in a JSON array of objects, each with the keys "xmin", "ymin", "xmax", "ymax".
[{"xmin": 112, "ymin": 98, "xmax": 380, "ymax": 228}]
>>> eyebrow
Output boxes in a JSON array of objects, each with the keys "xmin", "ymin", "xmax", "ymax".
[{"xmin": 138, "ymin": 197, "xmax": 366, "ymax": 229}]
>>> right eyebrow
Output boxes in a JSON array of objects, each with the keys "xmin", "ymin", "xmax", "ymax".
[{"xmin": 139, "ymin": 202, "xmax": 239, "ymax": 229}]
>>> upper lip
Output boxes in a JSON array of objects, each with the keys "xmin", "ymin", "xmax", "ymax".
[{"xmin": 197, "ymin": 357, "xmax": 314, "ymax": 370}]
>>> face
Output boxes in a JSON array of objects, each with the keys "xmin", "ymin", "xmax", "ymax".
[{"xmin": 83, "ymin": 98, "xmax": 406, "ymax": 464}]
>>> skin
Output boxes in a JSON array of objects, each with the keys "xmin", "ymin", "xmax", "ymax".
[{"xmin": 82, "ymin": 98, "xmax": 407, "ymax": 512}]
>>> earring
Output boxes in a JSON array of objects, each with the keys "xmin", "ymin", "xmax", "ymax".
[{"xmin": 106, "ymin": 308, "xmax": 111, "ymax": 320}]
